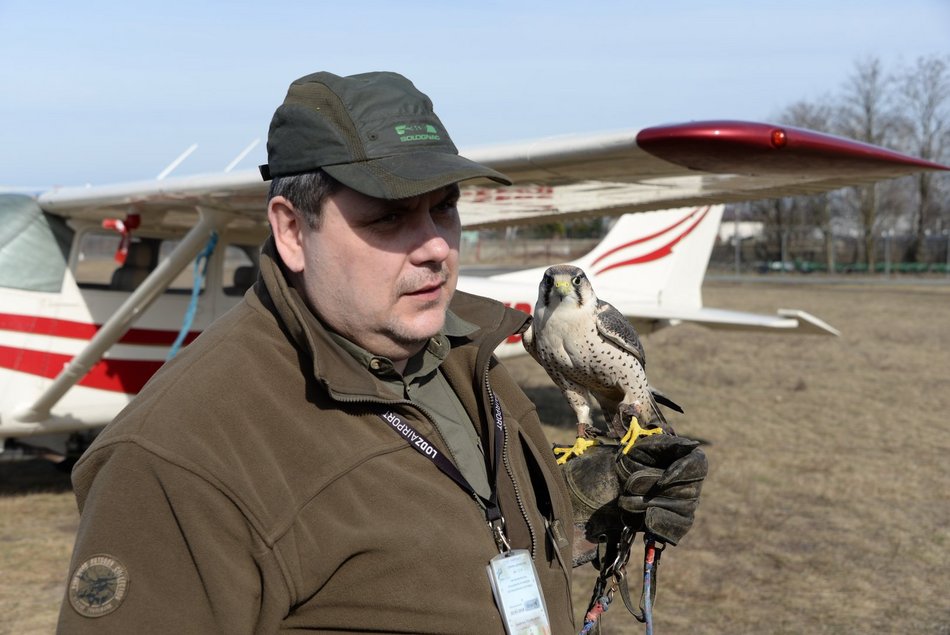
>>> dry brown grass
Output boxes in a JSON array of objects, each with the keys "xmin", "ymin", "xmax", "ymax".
[
  {"xmin": 0, "ymin": 460, "xmax": 75, "ymax": 634},
  {"xmin": 3, "ymin": 280, "xmax": 949, "ymax": 633}
]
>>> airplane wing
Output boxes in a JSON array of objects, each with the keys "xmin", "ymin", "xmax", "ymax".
[
  {"xmin": 8, "ymin": 121, "xmax": 944, "ymax": 439},
  {"xmin": 36, "ymin": 120, "xmax": 948, "ymax": 230}
]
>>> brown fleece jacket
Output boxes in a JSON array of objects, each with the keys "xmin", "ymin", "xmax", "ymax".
[{"xmin": 59, "ymin": 239, "xmax": 575, "ymax": 634}]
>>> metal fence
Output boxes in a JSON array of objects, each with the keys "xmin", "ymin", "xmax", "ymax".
[{"xmin": 709, "ymin": 231, "xmax": 950, "ymax": 275}]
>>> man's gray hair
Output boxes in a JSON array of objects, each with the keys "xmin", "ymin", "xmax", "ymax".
[{"xmin": 267, "ymin": 169, "xmax": 342, "ymax": 228}]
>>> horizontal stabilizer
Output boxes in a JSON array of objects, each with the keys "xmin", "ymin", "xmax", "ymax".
[
  {"xmin": 776, "ymin": 309, "xmax": 841, "ymax": 336},
  {"xmin": 618, "ymin": 305, "xmax": 840, "ymax": 336}
]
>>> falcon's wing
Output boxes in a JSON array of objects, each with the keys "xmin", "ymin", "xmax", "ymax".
[
  {"xmin": 521, "ymin": 321, "xmax": 541, "ymax": 364},
  {"xmin": 594, "ymin": 299, "xmax": 646, "ymax": 365}
]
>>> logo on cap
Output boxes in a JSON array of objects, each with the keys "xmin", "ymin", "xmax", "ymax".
[{"xmin": 395, "ymin": 123, "xmax": 441, "ymax": 142}]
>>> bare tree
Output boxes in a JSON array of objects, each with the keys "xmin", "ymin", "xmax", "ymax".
[
  {"xmin": 892, "ymin": 55, "xmax": 950, "ymax": 263},
  {"xmin": 709, "ymin": 57, "xmax": 950, "ymax": 274},
  {"xmin": 776, "ymin": 99, "xmax": 837, "ymax": 271},
  {"xmin": 835, "ymin": 58, "xmax": 899, "ymax": 270}
]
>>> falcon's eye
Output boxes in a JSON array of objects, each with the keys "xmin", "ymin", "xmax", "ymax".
[{"xmin": 572, "ymin": 275, "xmax": 583, "ymax": 286}]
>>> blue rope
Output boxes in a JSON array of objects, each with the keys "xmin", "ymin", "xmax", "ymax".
[
  {"xmin": 579, "ymin": 594, "xmax": 611, "ymax": 634},
  {"xmin": 644, "ymin": 536, "xmax": 656, "ymax": 635},
  {"xmin": 167, "ymin": 232, "xmax": 218, "ymax": 360}
]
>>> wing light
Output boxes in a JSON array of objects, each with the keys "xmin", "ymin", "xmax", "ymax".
[{"xmin": 770, "ymin": 128, "xmax": 788, "ymax": 148}]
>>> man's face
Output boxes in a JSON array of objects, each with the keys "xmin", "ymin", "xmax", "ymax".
[{"xmin": 296, "ymin": 184, "xmax": 462, "ymax": 362}]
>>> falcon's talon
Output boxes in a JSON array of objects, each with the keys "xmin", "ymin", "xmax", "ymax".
[
  {"xmin": 620, "ymin": 415, "xmax": 664, "ymax": 455},
  {"xmin": 554, "ymin": 436, "xmax": 598, "ymax": 464}
]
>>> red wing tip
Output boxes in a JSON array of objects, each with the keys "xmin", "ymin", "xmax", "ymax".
[{"xmin": 637, "ymin": 120, "xmax": 950, "ymax": 174}]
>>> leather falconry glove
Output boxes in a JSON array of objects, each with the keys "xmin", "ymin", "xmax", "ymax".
[
  {"xmin": 561, "ymin": 444, "xmax": 624, "ymax": 566},
  {"xmin": 616, "ymin": 434, "xmax": 707, "ymax": 546}
]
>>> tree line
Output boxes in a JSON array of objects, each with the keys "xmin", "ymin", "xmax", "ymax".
[{"xmin": 732, "ymin": 55, "xmax": 950, "ymax": 273}]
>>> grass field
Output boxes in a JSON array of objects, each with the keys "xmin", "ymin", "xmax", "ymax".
[{"xmin": 2, "ymin": 279, "xmax": 949, "ymax": 634}]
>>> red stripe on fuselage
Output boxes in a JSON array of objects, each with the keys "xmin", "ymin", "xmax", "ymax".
[
  {"xmin": 0, "ymin": 345, "xmax": 163, "ymax": 394},
  {"xmin": 0, "ymin": 313, "xmax": 200, "ymax": 345},
  {"xmin": 0, "ymin": 313, "xmax": 196, "ymax": 394}
]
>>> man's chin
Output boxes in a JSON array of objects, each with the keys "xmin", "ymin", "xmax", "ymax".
[{"xmin": 392, "ymin": 309, "xmax": 447, "ymax": 345}]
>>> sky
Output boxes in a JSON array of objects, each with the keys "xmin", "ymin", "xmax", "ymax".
[{"xmin": 1, "ymin": 0, "xmax": 948, "ymax": 188}]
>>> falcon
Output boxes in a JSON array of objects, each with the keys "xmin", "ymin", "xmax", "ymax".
[{"xmin": 522, "ymin": 264, "xmax": 682, "ymax": 463}]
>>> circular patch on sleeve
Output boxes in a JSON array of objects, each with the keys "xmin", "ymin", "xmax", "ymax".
[{"xmin": 68, "ymin": 554, "xmax": 130, "ymax": 618}]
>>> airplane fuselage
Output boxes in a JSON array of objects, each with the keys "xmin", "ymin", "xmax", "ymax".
[{"xmin": 1, "ymin": 201, "xmax": 833, "ymax": 453}]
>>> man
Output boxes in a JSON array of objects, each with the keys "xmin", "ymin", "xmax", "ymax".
[{"xmin": 59, "ymin": 71, "xmax": 704, "ymax": 633}]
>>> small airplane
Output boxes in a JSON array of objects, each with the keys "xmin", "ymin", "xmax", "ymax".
[{"xmin": 1, "ymin": 120, "xmax": 947, "ymax": 460}]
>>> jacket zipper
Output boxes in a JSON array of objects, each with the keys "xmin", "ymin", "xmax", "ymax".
[{"xmin": 485, "ymin": 370, "xmax": 536, "ymax": 560}]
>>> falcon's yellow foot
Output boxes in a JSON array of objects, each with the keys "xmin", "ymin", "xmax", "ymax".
[
  {"xmin": 553, "ymin": 436, "xmax": 598, "ymax": 464},
  {"xmin": 620, "ymin": 416, "xmax": 663, "ymax": 455}
]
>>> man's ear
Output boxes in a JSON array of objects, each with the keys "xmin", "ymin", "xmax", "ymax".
[{"xmin": 268, "ymin": 196, "xmax": 306, "ymax": 273}]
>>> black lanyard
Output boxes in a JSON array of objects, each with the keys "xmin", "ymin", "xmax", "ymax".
[{"xmin": 378, "ymin": 390, "xmax": 505, "ymax": 524}]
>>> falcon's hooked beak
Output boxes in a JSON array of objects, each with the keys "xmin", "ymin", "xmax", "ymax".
[{"xmin": 553, "ymin": 279, "xmax": 573, "ymax": 297}]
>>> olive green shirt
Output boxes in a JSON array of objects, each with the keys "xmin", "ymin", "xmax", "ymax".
[{"xmin": 327, "ymin": 310, "xmax": 492, "ymax": 500}]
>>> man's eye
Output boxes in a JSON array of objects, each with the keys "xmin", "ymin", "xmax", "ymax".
[
  {"xmin": 373, "ymin": 213, "xmax": 400, "ymax": 225},
  {"xmin": 433, "ymin": 200, "xmax": 458, "ymax": 214}
]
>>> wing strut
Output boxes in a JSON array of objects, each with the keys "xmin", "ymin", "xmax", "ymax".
[{"xmin": 12, "ymin": 207, "xmax": 230, "ymax": 425}]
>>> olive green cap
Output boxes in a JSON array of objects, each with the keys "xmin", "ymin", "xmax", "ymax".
[{"xmin": 260, "ymin": 71, "xmax": 511, "ymax": 199}]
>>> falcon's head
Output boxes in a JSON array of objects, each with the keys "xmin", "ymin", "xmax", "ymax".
[{"xmin": 537, "ymin": 264, "xmax": 597, "ymax": 310}]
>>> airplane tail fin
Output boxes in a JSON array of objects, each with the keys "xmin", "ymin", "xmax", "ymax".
[
  {"xmin": 490, "ymin": 205, "xmax": 724, "ymax": 310},
  {"xmin": 572, "ymin": 205, "xmax": 724, "ymax": 311},
  {"xmin": 480, "ymin": 203, "xmax": 837, "ymax": 338}
]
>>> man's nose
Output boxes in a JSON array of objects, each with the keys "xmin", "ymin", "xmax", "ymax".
[{"xmin": 409, "ymin": 214, "xmax": 452, "ymax": 264}]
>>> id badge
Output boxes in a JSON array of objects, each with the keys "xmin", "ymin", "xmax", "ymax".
[{"xmin": 486, "ymin": 549, "xmax": 551, "ymax": 635}]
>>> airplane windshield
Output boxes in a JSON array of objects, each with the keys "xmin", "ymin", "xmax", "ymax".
[{"xmin": 0, "ymin": 194, "xmax": 73, "ymax": 292}]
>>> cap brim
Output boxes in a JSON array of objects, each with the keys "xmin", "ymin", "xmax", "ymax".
[{"xmin": 323, "ymin": 152, "xmax": 511, "ymax": 200}]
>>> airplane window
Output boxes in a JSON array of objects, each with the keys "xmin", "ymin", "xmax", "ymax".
[
  {"xmin": 157, "ymin": 240, "xmax": 210, "ymax": 292},
  {"xmin": 0, "ymin": 194, "xmax": 73, "ymax": 292},
  {"xmin": 76, "ymin": 234, "xmax": 203, "ymax": 293},
  {"xmin": 73, "ymin": 235, "xmax": 259, "ymax": 294},
  {"xmin": 74, "ymin": 233, "xmax": 123, "ymax": 288},
  {"xmin": 223, "ymin": 245, "xmax": 259, "ymax": 296}
]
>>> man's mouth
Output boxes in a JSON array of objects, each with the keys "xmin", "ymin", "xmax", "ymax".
[{"xmin": 405, "ymin": 280, "xmax": 444, "ymax": 297}]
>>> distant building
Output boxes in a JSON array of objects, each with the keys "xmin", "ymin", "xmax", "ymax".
[{"xmin": 717, "ymin": 220, "xmax": 764, "ymax": 244}]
